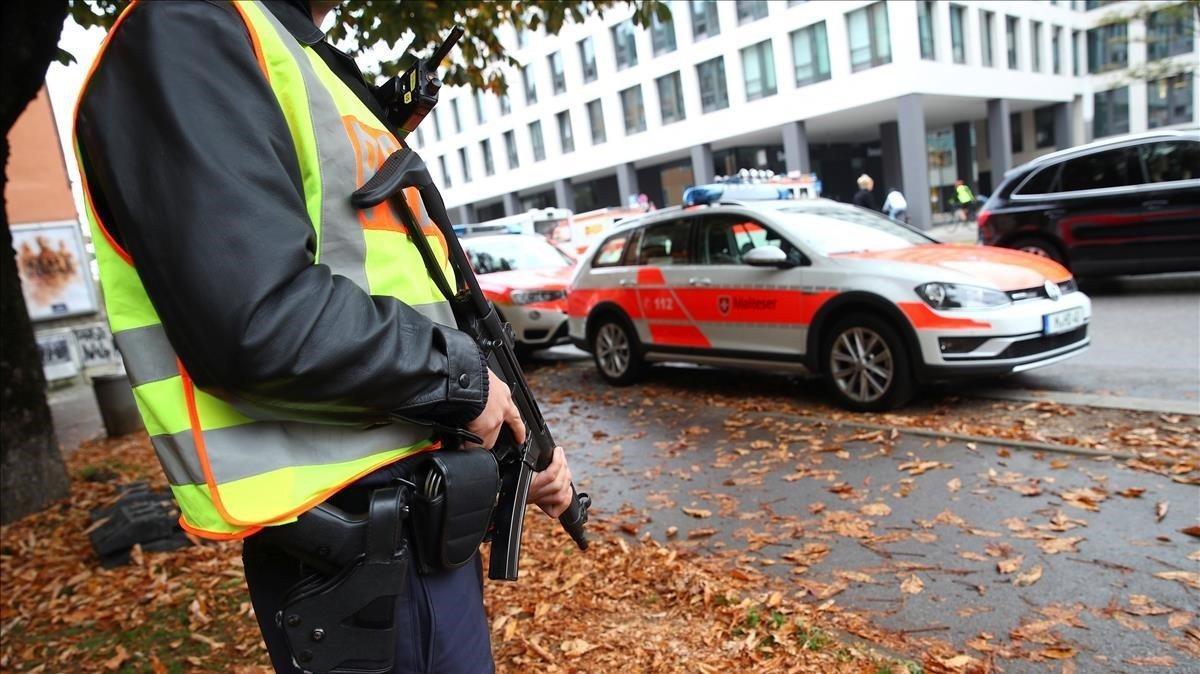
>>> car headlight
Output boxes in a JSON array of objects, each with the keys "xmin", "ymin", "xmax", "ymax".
[
  {"xmin": 916, "ymin": 282, "xmax": 1010, "ymax": 309},
  {"xmin": 510, "ymin": 289, "xmax": 566, "ymax": 305}
]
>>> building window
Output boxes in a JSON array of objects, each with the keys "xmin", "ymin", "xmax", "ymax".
[
  {"xmin": 556, "ymin": 110, "xmax": 575, "ymax": 153},
  {"xmin": 736, "ymin": 0, "xmax": 768, "ymax": 24},
  {"xmin": 587, "ymin": 98, "xmax": 606, "ymax": 144},
  {"xmin": 480, "ymin": 139, "xmax": 495, "ymax": 176},
  {"xmin": 1147, "ymin": 7, "xmax": 1194, "ymax": 61},
  {"xmin": 1031, "ymin": 21, "xmax": 1042, "ymax": 72},
  {"xmin": 620, "ymin": 85, "xmax": 647, "ymax": 135},
  {"xmin": 612, "ymin": 19, "xmax": 638, "ymax": 70},
  {"xmin": 1006, "ymin": 16, "xmax": 1019, "ymax": 69},
  {"xmin": 458, "ymin": 147, "xmax": 471, "ymax": 183},
  {"xmin": 980, "ymin": 10, "xmax": 994, "ymax": 67},
  {"xmin": 1087, "ymin": 23, "xmax": 1127, "ymax": 73},
  {"xmin": 655, "ymin": 72, "xmax": 686, "ymax": 125},
  {"xmin": 1072, "ymin": 30, "xmax": 1081, "ymax": 75},
  {"xmin": 950, "ymin": 5, "xmax": 967, "ymax": 64},
  {"xmin": 1034, "ymin": 106, "xmax": 1056, "ymax": 148},
  {"xmin": 846, "ymin": 2, "xmax": 891, "ymax": 72},
  {"xmin": 1010, "ymin": 111, "xmax": 1023, "ymax": 154},
  {"xmin": 473, "ymin": 91, "xmax": 485, "ymax": 125},
  {"xmin": 431, "ymin": 107, "xmax": 442, "ymax": 141},
  {"xmin": 741, "ymin": 39, "xmax": 777, "ymax": 101},
  {"xmin": 1093, "ymin": 87, "xmax": 1129, "ymax": 137},
  {"xmin": 414, "ymin": 127, "xmax": 425, "ymax": 148},
  {"xmin": 451, "ymin": 98, "xmax": 463, "ymax": 133},
  {"xmin": 499, "ymin": 93, "xmax": 511, "ymax": 116},
  {"xmin": 1148, "ymin": 74, "xmax": 1194, "ymax": 128},
  {"xmin": 1052, "ymin": 26, "xmax": 1062, "ymax": 74},
  {"xmin": 791, "ymin": 21, "xmax": 831, "ymax": 87},
  {"xmin": 529, "ymin": 121, "xmax": 545, "ymax": 161},
  {"xmin": 522, "ymin": 64, "xmax": 537, "ymax": 105},
  {"xmin": 918, "ymin": 1, "xmax": 936, "ymax": 60},
  {"xmin": 504, "ymin": 130, "xmax": 519, "ymax": 169},
  {"xmin": 548, "ymin": 51, "xmax": 566, "ymax": 95},
  {"xmin": 651, "ymin": 11, "xmax": 677, "ymax": 55},
  {"xmin": 691, "ymin": 0, "xmax": 720, "ymax": 40},
  {"xmin": 439, "ymin": 155, "xmax": 451, "ymax": 186},
  {"xmin": 696, "ymin": 56, "xmax": 729, "ymax": 112},
  {"xmin": 578, "ymin": 38, "xmax": 598, "ymax": 84}
]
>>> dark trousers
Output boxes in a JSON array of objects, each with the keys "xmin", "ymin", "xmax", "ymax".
[{"xmin": 243, "ymin": 536, "xmax": 494, "ymax": 673}]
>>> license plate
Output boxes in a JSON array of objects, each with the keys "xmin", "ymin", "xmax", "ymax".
[{"xmin": 1043, "ymin": 307, "xmax": 1085, "ymax": 335}]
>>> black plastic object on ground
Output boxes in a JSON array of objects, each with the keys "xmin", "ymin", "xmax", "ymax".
[
  {"xmin": 92, "ymin": 373, "xmax": 143, "ymax": 437},
  {"xmin": 88, "ymin": 482, "xmax": 190, "ymax": 567}
]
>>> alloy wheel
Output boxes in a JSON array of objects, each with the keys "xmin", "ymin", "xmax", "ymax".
[
  {"xmin": 829, "ymin": 327, "xmax": 894, "ymax": 403},
  {"xmin": 596, "ymin": 323, "xmax": 631, "ymax": 379}
]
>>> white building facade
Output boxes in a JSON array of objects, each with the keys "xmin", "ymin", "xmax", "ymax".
[{"xmin": 413, "ymin": 0, "xmax": 1198, "ymax": 227}]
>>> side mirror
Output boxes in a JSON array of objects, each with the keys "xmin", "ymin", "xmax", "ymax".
[{"xmin": 743, "ymin": 245, "xmax": 792, "ymax": 268}]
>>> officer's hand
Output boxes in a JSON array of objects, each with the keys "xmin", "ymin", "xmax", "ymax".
[
  {"xmin": 528, "ymin": 446, "xmax": 573, "ymax": 518},
  {"xmin": 465, "ymin": 369, "xmax": 526, "ymax": 449}
]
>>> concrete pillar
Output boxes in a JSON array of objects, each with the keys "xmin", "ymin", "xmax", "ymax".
[
  {"xmin": 690, "ymin": 144, "xmax": 715, "ymax": 185},
  {"xmin": 1053, "ymin": 100, "xmax": 1075, "ymax": 150},
  {"xmin": 987, "ymin": 98, "xmax": 1013, "ymax": 182},
  {"xmin": 953, "ymin": 121, "xmax": 973, "ymax": 186},
  {"xmin": 502, "ymin": 192, "xmax": 520, "ymax": 216},
  {"xmin": 880, "ymin": 121, "xmax": 902, "ymax": 193},
  {"xmin": 781, "ymin": 121, "xmax": 812, "ymax": 175},
  {"xmin": 554, "ymin": 179, "xmax": 576, "ymax": 211},
  {"xmin": 897, "ymin": 94, "xmax": 931, "ymax": 229},
  {"xmin": 616, "ymin": 162, "xmax": 639, "ymax": 207},
  {"xmin": 453, "ymin": 204, "xmax": 476, "ymax": 225}
]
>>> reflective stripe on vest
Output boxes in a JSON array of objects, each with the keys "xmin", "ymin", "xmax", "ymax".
[{"xmin": 75, "ymin": 0, "xmax": 458, "ymax": 539}]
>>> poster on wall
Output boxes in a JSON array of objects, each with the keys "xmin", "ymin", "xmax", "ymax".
[
  {"xmin": 72, "ymin": 323, "xmax": 121, "ymax": 370},
  {"xmin": 11, "ymin": 221, "xmax": 97, "ymax": 321},
  {"xmin": 36, "ymin": 329, "xmax": 79, "ymax": 381}
]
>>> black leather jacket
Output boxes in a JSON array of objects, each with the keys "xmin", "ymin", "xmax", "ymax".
[{"xmin": 75, "ymin": 0, "xmax": 488, "ymax": 427}]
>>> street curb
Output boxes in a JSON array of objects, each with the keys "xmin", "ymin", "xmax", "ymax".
[{"xmin": 971, "ymin": 388, "xmax": 1200, "ymax": 416}]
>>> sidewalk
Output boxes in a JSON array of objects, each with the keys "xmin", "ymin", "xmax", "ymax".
[
  {"xmin": 47, "ymin": 380, "xmax": 104, "ymax": 457},
  {"xmin": 926, "ymin": 220, "xmax": 978, "ymax": 244}
]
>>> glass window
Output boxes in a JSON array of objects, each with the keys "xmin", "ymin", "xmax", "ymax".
[
  {"xmin": 579, "ymin": 38, "xmax": 598, "ymax": 83},
  {"xmin": 587, "ymin": 98, "xmax": 607, "ymax": 144},
  {"xmin": 522, "ymin": 64, "xmax": 538, "ymax": 105},
  {"xmin": 1034, "ymin": 106, "xmax": 1056, "ymax": 148},
  {"xmin": 458, "ymin": 147, "xmax": 471, "ymax": 183},
  {"xmin": 593, "ymin": 232, "xmax": 631, "ymax": 267},
  {"xmin": 499, "ymin": 93, "xmax": 511, "ymax": 116},
  {"xmin": 1059, "ymin": 146, "xmax": 1141, "ymax": 191},
  {"xmin": 699, "ymin": 216, "xmax": 796, "ymax": 265},
  {"xmin": 431, "ymin": 107, "xmax": 442, "ymax": 141},
  {"xmin": 439, "ymin": 155, "xmax": 451, "ymax": 187},
  {"xmin": 1031, "ymin": 21, "xmax": 1042, "ymax": 72},
  {"xmin": 548, "ymin": 51, "xmax": 566, "ymax": 95},
  {"xmin": 651, "ymin": 11, "xmax": 677, "ymax": 55},
  {"xmin": 1006, "ymin": 16, "xmax": 1019, "ymax": 69},
  {"xmin": 690, "ymin": 0, "xmax": 721, "ymax": 40},
  {"xmin": 1093, "ymin": 87, "xmax": 1129, "ymax": 137},
  {"xmin": 918, "ymin": 1, "xmax": 936, "ymax": 60},
  {"xmin": 696, "ymin": 56, "xmax": 730, "ymax": 113},
  {"xmin": 473, "ymin": 91, "xmax": 485, "ymax": 125},
  {"xmin": 741, "ymin": 39, "xmax": 777, "ymax": 101},
  {"xmin": 1087, "ymin": 23, "xmax": 1127, "ymax": 73},
  {"xmin": 636, "ymin": 220, "xmax": 691, "ymax": 266},
  {"xmin": 529, "ymin": 121, "xmax": 545, "ymax": 161},
  {"xmin": 451, "ymin": 98, "xmax": 462, "ymax": 133},
  {"xmin": 1072, "ymin": 30, "xmax": 1081, "ymax": 75},
  {"xmin": 847, "ymin": 2, "xmax": 891, "ymax": 72},
  {"xmin": 612, "ymin": 20, "xmax": 638, "ymax": 70},
  {"xmin": 1016, "ymin": 165, "xmax": 1062, "ymax": 195},
  {"xmin": 480, "ymin": 139, "xmax": 495, "ymax": 176},
  {"xmin": 656, "ymin": 72, "xmax": 686, "ymax": 125},
  {"xmin": 1140, "ymin": 140, "xmax": 1200, "ymax": 182},
  {"xmin": 1052, "ymin": 26, "xmax": 1062, "ymax": 74},
  {"xmin": 557, "ymin": 110, "xmax": 574, "ymax": 153},
  {"xmin": 415, "ymin": 127, "xmax": 425, "ymax": 148},
  {"xmin": 736, "ymin": 0, "xmax": 768, "ymax": 24},
  {"xmin": 1147, "ymin": 8, "xmax": 1194, "ymax": 61},
  {"xmin": 504, "ymin": 130, "xmax": 519, "ymax": 169},
  {"xmin": 980, "ymin": 10, "xmax": 994, "ymax": 67},
  {"xmin": 791, "ymin": 21, "xmax": 831, "ymax": 87},
  {"xmin": 950, "ymin": 5, "xmax": 967, "ymax": 64},
  {"xmin": 466, "ymin": 236, "xmax": 573, "ymax": 274},
  {"xmin": 1147, "ymin": 74, "xmax": 1195, "ymax": 128},
  {"xmin": 620, "ymin": 85, "xmax": 647, "ymax": 134},
  {"xmin": 771, "ymin": 207, "xmax": 932, "ymax": 255},
  {"xmin": 1010, "ymin": 111, "xmax": 1024, "ymax": 154}
]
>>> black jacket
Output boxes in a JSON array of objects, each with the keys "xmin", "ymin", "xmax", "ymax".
[
  {"xmin": 852, "ymin": 188, "xmax": 878, "ymax": 211},
  {"xmin": 75, "ymin": 0, "xmax": 487, "ymax": 427}
]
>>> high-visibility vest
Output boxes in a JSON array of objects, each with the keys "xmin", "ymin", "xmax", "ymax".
[
  {"xmin": 955, "ymin": 184, "xmax": 974, "ymax": 204},
  {"xmin": 74, "ymin": 0, "xmax": 457, "ymax": 539}
]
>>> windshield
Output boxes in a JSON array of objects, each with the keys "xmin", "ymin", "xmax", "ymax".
[
  {"xmin": 464, "ymin": 236, "xmax": 573, "ymax": 274},
  {"xmin": 772, "ymin": 205, "xmax": 934, "ymax": 255}
]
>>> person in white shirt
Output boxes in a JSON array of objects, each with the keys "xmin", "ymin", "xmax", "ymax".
[{"xmin": 883, "ymin": 188, "xmax": 908, "ymax": 224}]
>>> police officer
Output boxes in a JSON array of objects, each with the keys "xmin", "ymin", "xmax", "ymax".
[{"xmin": 73, "ymin": 1, "xmax": 575, "ymax": 671}]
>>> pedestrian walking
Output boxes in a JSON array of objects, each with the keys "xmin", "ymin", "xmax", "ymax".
[
  {"xmin": 73, "ymin": 1, "xmax": 576, "ymax": 671},
  {"xmin": 853, "ymin": 174, "xmax": 878, "ymax": 211}
]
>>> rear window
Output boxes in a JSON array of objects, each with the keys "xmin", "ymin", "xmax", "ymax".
[
  {"xmin": 1015, "ymin": 165, "xmax": 1061, "ymax": 195},
  {"xmin": 1141, "ymin": 140, "xmax": 1199, "ymax": 183},
  {"xmin": 1059, "ymin": 146, "xmax": 1144, "ymax": 191}
]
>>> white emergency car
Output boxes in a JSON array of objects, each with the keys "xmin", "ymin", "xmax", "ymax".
[
  {"xmin": 463, "ymin": 234, "xmax": 574, "ymax": 352},
  {"xmin": 567, "ymin": 200, "xmax": 1091, "ymax": 410}
]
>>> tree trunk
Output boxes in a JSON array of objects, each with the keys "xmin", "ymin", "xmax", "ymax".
[{"xmin": 1, "ymin": 0, "xmax": 72, "ymax": 524}]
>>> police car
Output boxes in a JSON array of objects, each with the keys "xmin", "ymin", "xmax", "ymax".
[
  {"xmin": 463, "ymin": 234, "xmax": 574, "ymax": 351},
  {"xmin": 567, "ymin": 199, "xmax": 1091, "ymax": 410}
]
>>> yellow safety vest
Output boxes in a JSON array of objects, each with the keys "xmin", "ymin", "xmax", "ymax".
[
  {"xmin": 74, "ymin": 0, "xmax": 456, "ymax": 539},
  {"xmin": 955, "ymin": 183, "xmax": 974, "ymax": 205}
]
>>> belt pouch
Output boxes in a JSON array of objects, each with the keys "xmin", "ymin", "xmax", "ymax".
[{"xmin": 410, "ymin": 449, "xmax": 500, "ymax": 574}]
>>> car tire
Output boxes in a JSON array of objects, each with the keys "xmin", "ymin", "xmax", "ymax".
[
  {"xmin": 822, "ymin": 313, "xmax": 914, "ymax": 412},
  {"xmin": 589, "ymin": 313, "xmax": 643, "ymax": 386},
  {"xmin": 1009, "ymin": 236, "xmax": 1066, "ymax": 267}
]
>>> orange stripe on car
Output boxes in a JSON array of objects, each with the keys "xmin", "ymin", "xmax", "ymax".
[{"xmin": 898, "ymin": 302, "xmax": 991, "ymax": 329}]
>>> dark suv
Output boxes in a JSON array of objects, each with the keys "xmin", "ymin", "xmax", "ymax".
[{"xmin": 978, "ymin": 130, "xmax": 1200, "ymax": 276}]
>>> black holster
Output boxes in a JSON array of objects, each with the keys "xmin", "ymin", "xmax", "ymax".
[{"xmin": 408, "ymin": 449, "xmax": 500, "ymax": 575}]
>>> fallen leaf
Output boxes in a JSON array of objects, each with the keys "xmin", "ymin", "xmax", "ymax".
[
  {"xmin": 1181, "ymin": 525, "xmax": 1200, "ymax": 538},
  {"xmin": 687, "ymin": 527, "xmax": 717, "ymax": 539},
  {"xmin": 1124, "ymin": 655, "xmax": 1175, "ymax": 666},
  {"xmin": 103, "ymin": 646, "xmax": 129, "ymax": 671},
  {"xmin": 1039, "ymin": 646, "xmax": 1077, "ymax": 660},
  {"xmin": 682, "ymin": 507, "xmax": 712, "ymax": 519},
  {"xmin": 1038, "ymin": 536, "xmax": 1083, "ymax": 555},
  {"xmin": 860, "ymin": 502, "xmax": 892, "ymax": 517},
  {"xmin": 946, "ymin": 478, "xmax": 962, "ymax": 493},
  {"xmin": 1154, "ymin": 571, "xmax": 1200, "ymax": 590},
  {"xmin": 1155, "ymin": 501, "xmax": 1168, "ymax": 522},
  {"xmin": 560, "ymin": 638, "xmax": 596, "ymax": 657},
  {"xmin": 1116, "ymin": 487, "xmax": 1146, "ymax": 498},
  {"xmin": 900, "ymin": 574, "xmax": 924, "ymax": 594},
  {"xmin": 997, "ymin": 556, "xmax": 1024, "ymax": 574},
  {"xmin": 1014, "ymin": 565, "xmax": 1043, "ymax": 587}
]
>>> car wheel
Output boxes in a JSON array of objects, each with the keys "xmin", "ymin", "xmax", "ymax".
[
  {"xmin": 823, "ymin": 313, "xmax": 914, "ymax": 412},
  {"xmin": 1009, "ymin": 236, "xmax": 1065, "ymax": 266},
  {"xmin": 590, "ymin": 314, "xmax": 643, "ymax": 385}
]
